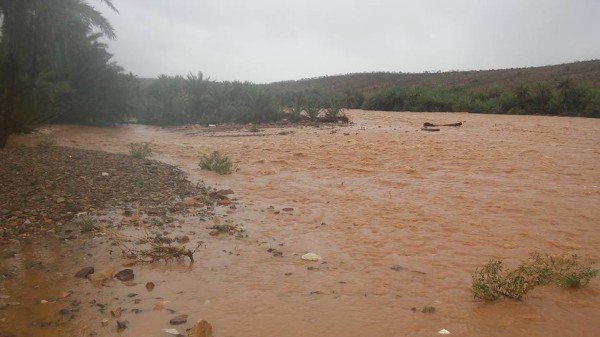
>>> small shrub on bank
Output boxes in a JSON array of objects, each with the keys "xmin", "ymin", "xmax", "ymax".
[
  {"xmin": 37, "ymin": 135, "xmax": 56, "ymax": 147},
  {"xmin": 72, "ymin": 215, "xmax": 98, "ymax": 233},
  {"xmin": 472, "ymin": 253, "xmax": 599, "ymax": 301},
  {"xmin": 129, "ymin": 142, "xmax": 152, "ymax": 159},
  {"xmin": 199, "ymin": 151, "xmax": 234, "ymax": 175}
]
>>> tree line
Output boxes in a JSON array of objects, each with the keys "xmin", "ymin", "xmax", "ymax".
[{"xmin": 361, "ymin": 78, "xmax": 600, "ymax": 117}]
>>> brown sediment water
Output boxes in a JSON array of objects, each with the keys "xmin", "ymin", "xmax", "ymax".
[{"xmin": 2, "ymin": 110, "xmax": 600, "ymax": 337}]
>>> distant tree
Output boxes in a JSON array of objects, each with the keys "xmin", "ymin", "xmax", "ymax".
[{"xmin": 0, "ymin": 0, "xmax": 119, "ymax": 147}]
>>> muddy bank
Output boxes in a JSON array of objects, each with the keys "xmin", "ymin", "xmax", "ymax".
[{"xmin": 0, "ymin": 147, "xmax": 213, "ymax": 238}]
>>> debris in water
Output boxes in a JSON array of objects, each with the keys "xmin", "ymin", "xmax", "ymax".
[
  {"xmin": 421, "ymin": 306, "xmax": 436, "ymax": 313},
  {"xmin": 189, "ymin": 320, "xmax": 213, "ymax": 337}
]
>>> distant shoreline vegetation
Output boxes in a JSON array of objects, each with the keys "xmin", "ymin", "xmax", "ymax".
[{"xmin": 360, "ymin": 79, "xmax": 600, "ymax": 118}]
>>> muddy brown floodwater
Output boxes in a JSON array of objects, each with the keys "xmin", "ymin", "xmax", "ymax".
[{"xmin": 3, "ymin": 110, "xmax": 600, "ymax": 337}]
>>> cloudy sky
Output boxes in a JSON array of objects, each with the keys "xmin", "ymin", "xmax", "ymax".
[{"xmin": 98, "ymin": 0, "xmax": 600, "ymax": 84}]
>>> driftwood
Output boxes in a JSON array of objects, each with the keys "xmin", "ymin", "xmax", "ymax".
[{"xmin": 423, "ymin": 122, "xmax": 463, "ymax": 127}]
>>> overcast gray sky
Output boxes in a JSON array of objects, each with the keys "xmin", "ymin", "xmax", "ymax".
[{"xmin": 99, "ymin": 0, "xmax": 600, "ymax": 84}]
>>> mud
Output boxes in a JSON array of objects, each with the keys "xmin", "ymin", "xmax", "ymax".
[{"xmin": 2, "ymin": 110, "xmax": 599, "ymax": 336}]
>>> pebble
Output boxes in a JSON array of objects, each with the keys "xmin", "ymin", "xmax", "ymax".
[
  {"xmin": 176, "ymin": 235, "xmax": 190, "ymax": 244},
  {"xmin": 115, "ymin": 269, "xmax": 135, "ymax": 281},
  {"xmin": 145, "ymin": 282, "xmax": 155, "ymax": 292},
  {"xmin": 74, "ymin": 266, "xmax": 94, "ymax": 278},
  {"xmin": 116, "ymin": 320, "xmax": 128, "ymax": 330},
  {"xmin": 301, "ymin": 253, "xmax": 322, "ymax": 261},
  {"xmin": 169, "ymin": 314, "xmax": 188, "ymax": 325}
]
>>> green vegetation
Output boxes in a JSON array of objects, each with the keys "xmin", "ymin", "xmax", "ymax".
[
  {"xmin": 472, "ymin": 253, "xmax": 599, "ymax": 301},
  {"xmin": 361, "ymin": 81, "xmax": 600, "ymax": 117},
  {"xmin": 129, "ymin": 142, "xmax": 152, "ymax": 159},
  {"xmin": 198, "ymin": 151, "xmax": 234, "ymax": 175},
  {"xmin": 0, "ymin": 0, "xmax": 138, "ymax": 148},
  {"xmin": 72, "ymin": 215, "xmax": 98, "ymax": 233},
  {"xmin": 36, "ymin": 135, "xmax": 56, "ymax": 147}
]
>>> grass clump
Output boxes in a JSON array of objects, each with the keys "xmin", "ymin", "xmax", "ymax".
[
  {"xmin": 473, "ymin": 253, "xmax": 599, "ymax": 301},
  {"xmin": 248, "ymin": 124, "xmax": 259, "ymax": 132},
  {"xmin": 72, "ymin": 215, "xmax": 98, "ymax": 233},
  {"xmin": 37, "ymin": 135, "xmax": 56, "ymax": 147},
  {"xmin": 129, "ymin": 142, "xmax": 152, "ymax": 159},
  {"xmin": 199, "ymin": 151, "xmax": 234, "ymax": 175}
]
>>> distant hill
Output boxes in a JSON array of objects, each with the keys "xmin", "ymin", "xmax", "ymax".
[{"xmin": 263, "ymin": 60, "xmax": 600, "ymax": 93}]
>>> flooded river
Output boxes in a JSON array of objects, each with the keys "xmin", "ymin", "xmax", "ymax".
[{"xmin": 3, "ymin": 110, "xmax": 600, "ymax": 336}]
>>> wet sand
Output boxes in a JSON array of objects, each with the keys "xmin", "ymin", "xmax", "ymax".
[{"xmin": 3, "ymin": 110, "xmax": 600, "ymax": 336}]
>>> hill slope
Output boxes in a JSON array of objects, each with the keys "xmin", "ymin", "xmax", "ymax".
[{"xmin": 264, "ymin": 60, "xmax": 600, "ymax": 93}]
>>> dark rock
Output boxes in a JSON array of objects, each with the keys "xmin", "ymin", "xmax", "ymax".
[
  {"xmin": 169, "ymin": 314, "xmax": 188, "ymax": 325},
  {"xmin": 282, "ymin": 207, "xmax": 294, "ymax": 212},
  {"xmin": 74, "ymin": 266, "xmax": 94, "ymax": 278},
  {"xmin": 145, "ymin": 282, "xmax": 155, "ymax": 292},
  {"xmin": 116, "ymin": 320, "xmax": 128, "ymax": 331},
  {"xmin": 59, "ymin": 308, "xmax": 71, "ymax": 316},
  {"xmin": 114, "ymin": 269, "xmax": 134, "ymax": 282}
]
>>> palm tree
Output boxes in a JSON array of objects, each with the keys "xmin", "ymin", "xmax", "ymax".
[{"xmin": 0, "ymin": 0, "xmax": 118, "ymax": 147}]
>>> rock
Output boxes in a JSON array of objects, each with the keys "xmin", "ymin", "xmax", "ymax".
[
  {"xmin": 176, "ymin": 235, "xmax": 190, "ymax": 244},
  {"xmin": 282, "ymin": 207, "xmax": 294, "ymax": 212},
  {"xmin": 59, "ymin": 308, "xmax": 70, "ymax": 316},
  {"xmin": 116, "ymin": 320, "xmax": 128, "ymax": 331},
  {"xmin": 301, "ymin": 253, "xmax": 322, "ymax": 261},
  {"xmin": 145, "ymin": 282, "xmax": 155, "ymax": 292},
  {"xmin": 75, "ymin": 266, "xmax": 94, "ymax": 278},
  {"xmin": 189, "ymin": 320, "xmax": 213, "ymax": 337},
  {"xmin": 88, "ymin": 266, "xmax": 115, "ymax": 284},
  {"xmin": 183, "ymin": 197, "xmax": 196, "ymax": 206},
  {"xmin": 216, "ymin": 189, "xmax": 234, "ymax": 195},
  {"xmin": 421, "ymin": 306, "xmax": 436, "ymax": 313},
  {"xmin": 114, "ymin": 269, "xmax": 134, "ymax": 282},
  {"xmin": 217, "ymin": 198, "xmax": 230, "ymax": 206},
  {"xmin": 169, "ymin": 314, "xmax": 188, "ymax": 325},
  {"xmin": 438, "ymin": 329, "xmax": 451, "ymax": 334},
  {"xmin": 101, "ymin": 172, "xmax": 110, "ymax": 177},
  {"xmin": 209, "ymin": 230, "xmax": 219, "ymax": 236},
  {"xmin": 111, "ymin": 306, "xmax": 122, "ymax": 318},
  {"xmin": 101, "ymin": 318, "xmax": 109, "ymax": 326},
  {"xmin": 55, "ymin": 197, "xmax": 66, "ymax": 204},
  {"xmin": 163, "ymin": 328, "xmax": 181, "ymax": 335}
]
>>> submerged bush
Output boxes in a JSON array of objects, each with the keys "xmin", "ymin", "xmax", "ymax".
[
  {"xmin": 199, "ymin": 151, "xmax": 234, "ymax": 175},
  {"xmin": 129, "ymin": 142, "xmax": 152, "ymax": 159},
  {"xmin": 472, "ymin": 253, "xmax": 598, "ymax": 301}
]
